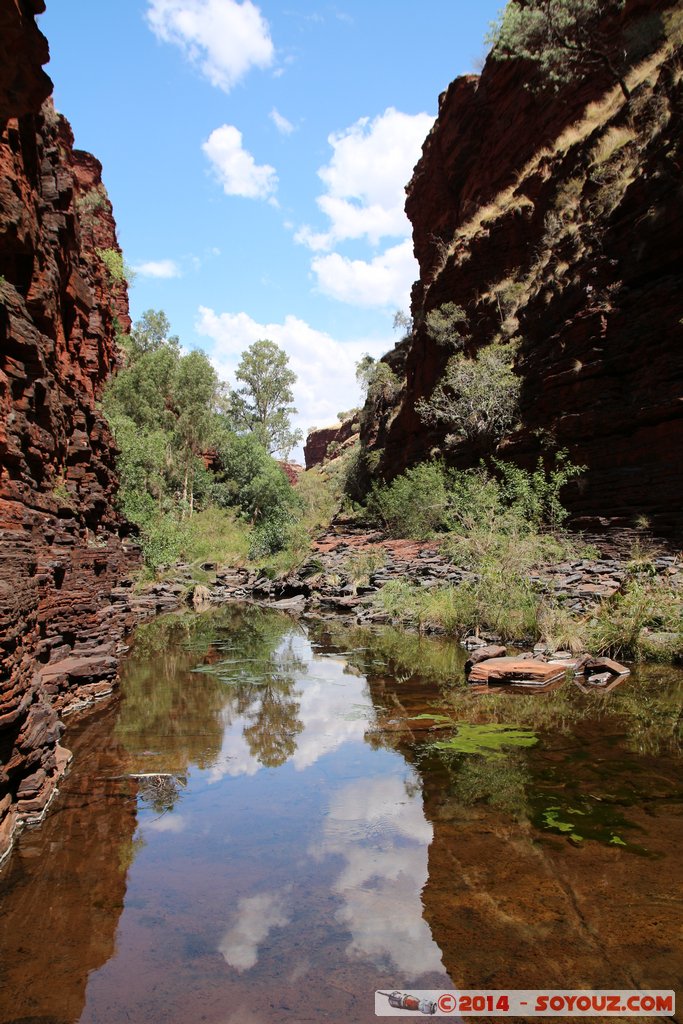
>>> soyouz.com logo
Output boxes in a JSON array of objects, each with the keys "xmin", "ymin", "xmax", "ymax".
[{"xmin": 374, "ymin": 990, "xmax": 676, "ymax": 1016}]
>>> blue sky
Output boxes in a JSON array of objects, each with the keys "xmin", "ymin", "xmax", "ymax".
[{"xmin": 40, "ymin": 0, "xmax": 502, "ymax": 457}]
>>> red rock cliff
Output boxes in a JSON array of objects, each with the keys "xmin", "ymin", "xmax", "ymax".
[
  {"xmin": 0, "ymin": 3, "xmax": 140, "ymax": 862},
  {"xmin": 367, "ymin": 0, "xmax": 683, "ymax": 537}
]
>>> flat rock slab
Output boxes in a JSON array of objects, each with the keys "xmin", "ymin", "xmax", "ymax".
[
  {"xmin": 39, "ymin": 653, "xmax": 117, "ymax": 681},
  {"xmin": 468, "ymin": 657, "xmax": 569, "ymax": 685}
]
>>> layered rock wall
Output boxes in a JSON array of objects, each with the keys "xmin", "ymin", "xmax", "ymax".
[
  {"xmin": 304, "ymin": 416, "xmax": 359, "ymax": 469},
  {"xmin": 0, "ymin": 3, "xmax": 139, "ymax": 861},
  {"xmin": 369, "ymin": 0, "xmax": 683, "ymax": 537}
]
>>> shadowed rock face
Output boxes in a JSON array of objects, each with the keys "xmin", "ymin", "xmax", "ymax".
[
  {"xmin": 0, "ymin": 1, "xmax": 51, "ymax": 122},
  {"xmin": 0, "ymin": 5, "xmax": 139, "ymax": 861},
  {"xmin": 367, "ymin": 0, "xmax": 683, "ymax": 538}
]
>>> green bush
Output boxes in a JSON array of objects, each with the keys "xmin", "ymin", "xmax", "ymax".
[
  {"xmin": 588, "ymin": 578, "xmax": 682, "ymax": 661},
  {"xmin": 425, "ymin": 302, "xmax": 469, "ymax": 349},
  {"xmin": 368, "ymin": 453, "xmax": 584, "ymax": 542},
  {"xmin": 376, "ymin": 571, "xmax": 542, "ymax": 642},
  {"xmin": 96, "ymin": 247, "xmax": 129, "ymax": 283},
  {"xmin": 368, "ymin": 462, "xmax": 451, "ymax": 539},
  {"xmin": 415, "ymin": 343, "xmax": 520, "ymax": 444}
]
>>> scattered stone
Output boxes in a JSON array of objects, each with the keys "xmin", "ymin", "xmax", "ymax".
[
  {"xmin": 190, "ymin": 584, "xmax": 212, "ymax": 610},
  {"xmin": 465, "ymin": 645, "xmax": 507, "ymax": 673}
]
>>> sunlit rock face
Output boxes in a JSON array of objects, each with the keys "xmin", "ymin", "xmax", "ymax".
[
  {"xmin": 304, "ymin": 415, "xmax": 359, "ymax": 469},
  {"xmin": 0, "ymin": 3, "xmax": 138, "ymax": 861},
  {"xmin": 366, "ymin": 0, "xmax": 683, "ymax": 538}
]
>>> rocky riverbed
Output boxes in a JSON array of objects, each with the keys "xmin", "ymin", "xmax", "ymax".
[{"xmin": 176, "ymin": 524, "xmax": 683, "ymax": 644}]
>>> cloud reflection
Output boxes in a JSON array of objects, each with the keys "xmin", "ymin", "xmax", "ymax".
[
  {"xmin": 316, "ymin": 776, "xmax": 444, "ymax": 976},
  {"xmin": 218, "ymin": 889, "xmax": 291, "ymax": 972}
]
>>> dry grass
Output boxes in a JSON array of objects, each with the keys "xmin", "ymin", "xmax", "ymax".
[
  {"xmin": 433, "ymin": 37, "xmax": 676, "ymax": 283},
  {"xmin": 590, "ymin": 125, "xmax": 636, "ymax": 166}
]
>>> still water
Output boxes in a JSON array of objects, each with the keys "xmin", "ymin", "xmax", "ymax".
[{"xmin": 0, "ymin": 606, "xmax": 681, "ymax": 1024}]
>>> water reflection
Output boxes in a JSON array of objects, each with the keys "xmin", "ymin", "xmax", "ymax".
[
  {"xmin": 0, "ymin": 703, "xmax": 138, "ymax": 1024},
  {"xmin": 316, "ymin": 775, "xmax": 444, "ymax": 976},
  {"xmin": 219, "ymin": 888, "xmax": 292, "ymax": 972},
  {"xmin": 0, "ymin": 608, "xmax": 680, "ymax": 1024}
]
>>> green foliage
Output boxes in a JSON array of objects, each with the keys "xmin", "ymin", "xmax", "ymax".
[
  {"xmin": 336, "ymin": 407, "xmax": 360, "ymax": 423},
  {"xmin": 356, "ymin": 355, "xmax": 399, "ymax": 404},
  {"xmin": 415, "ymin": 343, "xmax": 520, "ymax": 444},
  {"xmin": 493, "ymin": 450, "xmax": 585, "ymax": 528},
  {"xmin": 128, "ymin": 308, "xmax": 180, "ymax": 359},
  {"xmin": 425, "ymin": 302, "xmax": 469, "ymax": 349},
  {"xmin": 376, "ymin": 573, "xmax": 542, "ymax": 642},
  {"xmin": 369, "ymin": 462, "xmax": 452, "ymax": 540},
  {"xmin": 96, "ymin": 247, "xmax": 133, "ymax": 284},
  {"xmin": 454, "ymin": 755, "xmax": 531, "ymax": 818},
  {"xmin": 487, "ymin": 0, "xmax": 635, "ymax": 100},
  {"xmin": 76, "ymin": 186, "xmax": 107, "ymax": 220},
  {"xmin": 231, "ymin": 339, "xmax": 303, "ymax": 458},
  {"xmin": 588, "ymin": 578, "xmax": 682, "ymax": 661},
  {"xmin": 368, "ymin": 454, "xmax": 588, "ymax": 643},
  {"xmin": 52, "ymin": 477, "xmax": 75, "ymax": 509},
  {"xmin": 368, "ymin": 453, "xmax": 583, "ymax": 541},
  {"xmin": 344, "ymin": 549, "xmax": 386, "ymax": 585},
  {"xmin": 392, "ymin": 309, "xmax": 413, "ymax": 335}
]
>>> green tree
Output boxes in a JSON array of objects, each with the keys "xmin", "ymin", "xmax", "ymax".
[
  {"xmin": 487, "ymin": 0, "xmax": 631, "ymax": 100},
  {"xmin": 392, "ymin": 309, "xmax": 412, "ymax": 335},
  {"xmin": 231, "ymin": 339, "xmax": 302, "ymax": 458},
  {"xmin": 129, "ymin": 308, "xmax": 179, "ymax": 359},
  {"xmin": 355, "ymin": 355, "xmax": 399, "ymax": 403},
  {"xmin": 425, "ymin": 302, "xmax": 470, "ymax": 350},
  {"xmin": 173, "ymin": 349, "xmax": 221, "ymax": 515},
  {"xmin": 212, "ymin": 433, "xmax": 300, "ymax": 554}
]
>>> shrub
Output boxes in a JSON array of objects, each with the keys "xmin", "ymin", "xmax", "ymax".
[
  {"xmin": 415, "ymin": 343, "xmax": 520, "ymax": 444},
  {"xmin": 494, "ymin": 450, "xmax": 585, "ymax": 528},
  {"xmin": 356, "ymin": 356, "xmax": 400, "ymax": 407},
  {"xmin": 487, "ymin": 0, "xmax": 633, "ymax": 101},
  {"xmin": 376, "ymin": 572, "xmax": 542, "ymax": 642},
  {"xmin": 96, "ymin": 247, "xmax": 135, "ymax": 284},
  {"xmin": 425, "ymin": 302, "xmax": 469, "ymax": 349},
  {"xmin": 369, "ymin": 455, "xmax": 584, "ymax": 543},
  {"xmin": 76, "ymin": 187, "xmax": 107, "ymax": 219},
  {"xmin": 588, "ymin": 578, "xmax": 682, "ymax": 661},
  {"xmin": 368, "ymin": 462, "xmax": 451, "ymax": 539}
]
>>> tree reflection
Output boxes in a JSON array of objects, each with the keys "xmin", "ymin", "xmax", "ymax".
[
  {"xmin": 127, "ymin": 606, "xmax": 310, "ymax": 776},
  {"xmin": 217, "ymin": 634, "xmax": 306, "ymax": 769}
]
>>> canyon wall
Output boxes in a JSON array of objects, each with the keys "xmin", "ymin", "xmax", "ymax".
[
  {"xmin": 0, "ymin": 2, "xmax": 140, "ymax": 861},
  {"xmin": 367, "ymin": 0, "xmax": 683, "ymax": 537},
  {"xmin": 304, "ymin": 416, "xmax": 359, "ymax": 469}
]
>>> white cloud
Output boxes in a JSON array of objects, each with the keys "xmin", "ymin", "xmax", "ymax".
[
  {"xmin": 146, "ymin": 0, "xmax": 274, "ymax": 92},
  {"xmin": 202, "ymin": 125, "xmax": 277, "ymax": 200},
  {"xmin": 297, "ymin": 107, "xmax": 433, "ymax": 251},
  {"xmin": 219, "ymin": 890, "xmax": 291, "ymax": 971},
  {"xmin": 311, "ymin": 239, "xmax": 418, "ymax": 309},
  {"xmin": 134, "ymin": 258, "xmax": 182, "ymax": 279},
  {"xmin": 196, "ymin": 306, "xmax": 389, "ymax": 446},
  {"xmin": 270, "ymin": 107, "xmax": 295, "ymax": 135},
  {"xmin": 293, "ymin": 107, "xmax": 431, "ymax": 309}
]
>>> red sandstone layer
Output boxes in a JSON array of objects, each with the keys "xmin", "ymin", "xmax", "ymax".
[{"xmin": 0, "ymin": 4, "xmax": 140, "ymax": 862}]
